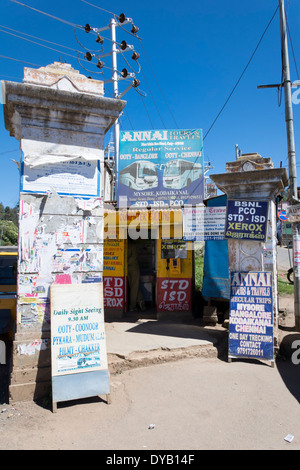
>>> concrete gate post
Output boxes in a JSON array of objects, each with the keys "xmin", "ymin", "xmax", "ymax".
[
  {"xmin": 211, "ymin": 154, "xmax": 288, "ymax": 343},
  {"xmin": 2, "ymin": 62, "xmax": 125, "ymax": 402}
]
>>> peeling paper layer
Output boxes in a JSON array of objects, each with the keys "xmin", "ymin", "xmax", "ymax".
[{"xmin": 24, "ymin": 152, "xmax": 104, "ymax": 168}]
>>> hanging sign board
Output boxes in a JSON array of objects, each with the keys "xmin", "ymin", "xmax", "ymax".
[
  {"xmin": 117, "ymin": 129, "xmax": 204, "ymax": 207},
  {"xmin": 287, "ymin": 204, "xmax": 300, "ymax": 222},
  {"xmin": 228, "ymin": 271, "xmax": 274, "ymax": 363},
  {"xmin": 50, "ymin": 283, "xmax": 110, "ymax": 411},
  {"xmin": 225, "ymin": 199, "xmax": 268, "ymax": 241}
]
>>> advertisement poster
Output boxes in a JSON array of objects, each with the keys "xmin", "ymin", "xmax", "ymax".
[
  {"xmin": 287, "ymin": 204, "xmax": 300, "ymax": 222},
  {"xmin": 228, "ymin": 271, "xmax": 274, "ymax": 361},
  {"xmin": 293, "ymin": 235, "xmax": 300, "ymax": 278},
  {"xmin": 183, "ymin": 206, "xmax": 226, "ymax": 241},
  {"xmin": 157, "ymin": 278, "xmax": 192, "ymax": 312},
  {"xmin": 225, "ymin": 200, "xmax": 268, "ymax": 241},
  {"xmin": 103, "ymin": 239, "xmax": 125, "ymax": 309},
  {"xmin": 21, "ymin": 157, "xmax": 100, "ymax": 197},
  {"xmin": 118, "ymin": 129, "xmax": 204, "ymax": 207},
  {"xmin": 50, "ymin": 283, "xmax": 108, "ymax": 377}
]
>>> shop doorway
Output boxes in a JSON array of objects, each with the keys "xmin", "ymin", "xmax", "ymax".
[{"xmin": 127, "ymin": 238, "xmax": 156, "ymax": 315}]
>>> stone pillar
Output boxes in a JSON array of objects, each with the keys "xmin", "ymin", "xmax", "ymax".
[
  {"xmin": 211, "ymin": 154, "xmax": 288, "ymax": 341},
  {"xmin": 2, "ymin": 62, "xmax": 125, "ymax": 402}
]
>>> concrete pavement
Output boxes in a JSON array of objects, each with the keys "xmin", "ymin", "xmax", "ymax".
[
  {"xmin": 104, "ymin": 318, "xmax": 226, "ymax": 374},
  {"xmin": 103, "ymin": 288, "xmax": 296, "ymax": 375}
]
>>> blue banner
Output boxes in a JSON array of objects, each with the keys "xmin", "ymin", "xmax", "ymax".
[
  {"xmin": 228, "ymin": 271, "xmax": 274, "ymax": 361},
  {"xmin": 117, "ymin": 129, "xmax": 204, "ymax": 207}
]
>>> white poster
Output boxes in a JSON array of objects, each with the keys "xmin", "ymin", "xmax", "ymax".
[
  {"xmin": 50, "ymin": 283, "xmax": 107, "ymax": 377},
  {"xmin": 21, "ymin": 158, "xmax": 100, "ymax": 197},
  {"xmin": 183, "ymin": 206, "xmax": 226, "ymax": 241}
]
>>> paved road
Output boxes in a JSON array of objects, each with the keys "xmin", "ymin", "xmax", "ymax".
[
  {"xmin": 1, "ymin": 353, "xmax": 300, "ymax": 450},
  {"xmin": 277, "ymin": 246, "xmax": 293, "ymax": 271}
]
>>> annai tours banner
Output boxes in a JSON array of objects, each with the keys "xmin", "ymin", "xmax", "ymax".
[
  {"xmin": 228, "ymin": 271, "xmax": 274, "ymax": 362},
  {"xmin": 117, "ymin": 129, "xmax": 204, "ymax": 207}
]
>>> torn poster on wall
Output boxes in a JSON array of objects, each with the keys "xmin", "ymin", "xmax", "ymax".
[
  {"xmin": 18, "ymin": 196, "xmax": 104, "ymax": 326},
  {"xmin": 21, "ymin": 156, "xmax": 100, "ymax": 197}
]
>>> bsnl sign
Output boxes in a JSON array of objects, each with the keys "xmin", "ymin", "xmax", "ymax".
[{"xmin": 225, "ymin": 200, "xmax": 268, "ymax": 242}]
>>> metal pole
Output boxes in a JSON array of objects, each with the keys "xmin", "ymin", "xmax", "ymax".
[
  {"xmin": 110, "ymin": 17, "xmax": 120, "ymax": 200},
  {"xmin": 279, "ymin": 0, "xmax": 300, "ymax": 330}
]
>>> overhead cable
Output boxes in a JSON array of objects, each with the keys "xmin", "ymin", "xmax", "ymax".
[
  {"xmin": 138, "ymin": 40, "xmax": 179, "ymax": 129},
  {"xmin": 9, "ymin": 0, "xmax": 84, "ymax": 29},
  {"xmin": 0, "ymin": 53, "xmax": 41, "ymax": 67},
  {"xmin": 140, "ymin": 66, "xmax": 166, "ymax": 128},
  {"xmin": 80, "ymin": 0, "xmax": 117, "ymax": 17},
  {"xmin": 0, "ymin": 24, "xmax": 82, "ymax": 54},
  {"xmin": 0, "ymin": 26, "xmax": 87, "ymax": 62},
  {"xmin": 286, "ymin": 16, "xmax": 300, "ymax": 80},
  {"xmin": 203, "ymin": 5, "xmax": 279, "ymax": 141}
]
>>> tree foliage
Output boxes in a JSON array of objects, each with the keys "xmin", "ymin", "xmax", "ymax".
[{"xmin": 0, "ymin": 203, "xmax": 19, "ymax": 246}]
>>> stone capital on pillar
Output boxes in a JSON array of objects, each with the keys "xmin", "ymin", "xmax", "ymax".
[
  {"xmin": 211, "ymin": 168, "xmax": 288, "ymax": 200},
  {"xmin": 2, "ymin": 62, "xmax": 126, "ymax": 162}
]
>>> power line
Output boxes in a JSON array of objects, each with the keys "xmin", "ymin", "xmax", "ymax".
[
  {"xmin": 0, "ymin": 149, "xmax": 20, "ymax": 156},
  {"xmin": 140, "ymin": 66, "xmax": 166, "ymax": 129},
  {"xmin": 286, "ymin": 18, "xmax": 300, "ymax": 81},
  {"xmin": 9, "ymin": 0, "xmax": 84, "ymax": 29},
  {"xmin": 0, "ymin": 26, "xmax": 86, "ymax": 62},
  {"xmin": 140, "ymin": 95, "xmax": 154, "ymax": 129},
  {"xmin": 138, "ymin": 40, "xmax": 179, "ymax": 129},
  {"xmin": 77, "ymin": 0, "xmax": 177, "ymax": 129},
  {"xmin": 203, "ymin": 5, "xmax": 279, "ymax": 142},
  {"xmin": 181, "ymin": 6, "xmax": 279, "ymax": 204},
  {"xmin": 80, "ymin": 0, "xmax": 117, "ymax": 17},
  {"xmin": 0, "ymin": 25, "xmax": 115, "ymax": 73},
  {"xmin": 0, "ymin": 53, "xmax": 41, "ymax": 67},
  {"xmin": 7, "ymin": 0, "xmax": 172, "ymax": 132},
  {"xmin": 0, "ymin": 24, "xmax": 84, "ymax": 55}
]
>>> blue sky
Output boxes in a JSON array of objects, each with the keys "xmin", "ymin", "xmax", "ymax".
[{"xmin": 0, "ymin": 0, "xmax": 299, "ymax": 207}]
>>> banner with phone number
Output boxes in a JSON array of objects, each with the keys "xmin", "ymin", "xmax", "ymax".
[
  {"xmin": 228, "ymin": 271, "xmax": 274, "ymax": 362},
  {"xmin": 118, "ymin": 129, "xmax": 204, "ymax": 207}
]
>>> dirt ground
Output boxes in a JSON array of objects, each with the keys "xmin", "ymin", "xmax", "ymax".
[{"xmin": 0, "ymin": 294, "xmax": 299, "ymax": 450}]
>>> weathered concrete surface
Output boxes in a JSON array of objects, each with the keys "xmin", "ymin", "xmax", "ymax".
[
  {"xmin": 6, "ymin": 318, "xmax": 225, "ymax": 402},
  {"xmin": 1, "ymin": 316, "xmax": 300, "ymax": 450},
  {"xmin": 2, "ymin": 63, "xmax": 126, "ymax": 403},
  {"xmin": 105, "ymin": 319, "xmax": 225, "ymax": 374}
]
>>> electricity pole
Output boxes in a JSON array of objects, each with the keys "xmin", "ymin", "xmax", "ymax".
[
  {"xmin": 279, "ymin": 0, "xmax": 300, "ymax": 330},
  {"xmin": 83, "ymin": 14, "xmax": 141, "ymax": 200},
  {"xmin": 110, "ymin": 18, "xmax": 120, "ymax": 183}
]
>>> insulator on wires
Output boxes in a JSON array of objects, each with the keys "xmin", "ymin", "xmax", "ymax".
[
  {"xmin": 121, "ymin": 68, "xmax": 128, "ymax": 78},
  {"xmin": 133, "ymin": 78, "xmax": 140, "ymax": 87},
  {"xmin": 120, "ymin": 40, "xmax": 127, "ymax": 50},
  {"xmin": 85, "ymin": 52, "xmax": 93, "ymax": 61},
  {"xmin": 96, "ymin": 35, "xmax": 104, "ymax": 44},
  {"xmin": 85, "ymin": 23, "xmax": 92, "ymax": 33},
  {"xmin": 131, "ymin": 24, "xmax": 139, "ymax": 34},
  {"xmin": 97, "ymin": 60, "xmax": 105, "ymax": 69},
  {"xmin": 118, "ymin": 13, "xmax": 126, "ymax": 23},
  {"xmin": 132, "ymin": 51, "xmax": 140, "ymax": 61}
]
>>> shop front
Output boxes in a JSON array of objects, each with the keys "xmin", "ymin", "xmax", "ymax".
[{"xmin": 103, "ymin": 209, "xmax": 194, "ymax": 319}]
